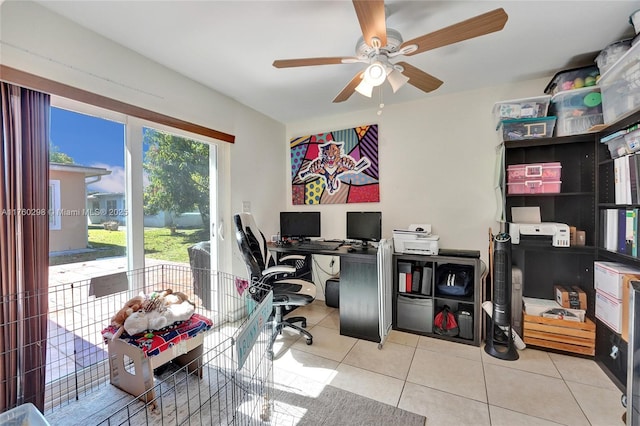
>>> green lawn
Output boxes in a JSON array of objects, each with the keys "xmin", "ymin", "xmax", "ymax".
[
  {"xmin": 143, "ymin": 227, "xmax": 208, "ymax": 263},
  {"xmin": 49, "ymin": 226, "xmax": 208, "ymax": 266}
]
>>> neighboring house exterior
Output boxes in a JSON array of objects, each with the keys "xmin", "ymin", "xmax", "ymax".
[
  {"xmin": 87, "ymin": 192, "xmax": 126, "ymax": 225},
  {"xmin": 143, "ymin": 210, "xmax": 204, "ymax": 228},
  {"xmin": 49, "ymin": 163, "xmax": 111, "ymax": 253},
  {"xmin": 86, "ymin": 192, "xmax": 203, "ymax": 229}
]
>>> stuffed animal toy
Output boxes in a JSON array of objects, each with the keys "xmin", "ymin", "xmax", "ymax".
[
  {"xmin": 123, "ymin": 299, "xmax": 195, "ymax": 335},
  {"xmin": 110, "ymin": 295, "xmax": 145, "ymax": 328},
  {"xmin": 110, "ymin": 289, "xmax": 196, "ymax": 337}
]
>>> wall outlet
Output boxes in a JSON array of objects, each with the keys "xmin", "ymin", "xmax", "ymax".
[{"xmin": 242, "ymin": 201, "xmax": 251, "ymax": 213}]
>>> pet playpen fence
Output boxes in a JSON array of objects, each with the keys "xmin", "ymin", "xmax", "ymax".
[{"xmin": 1, "ymin": 264, "xmax": 274, "ymax": 425}]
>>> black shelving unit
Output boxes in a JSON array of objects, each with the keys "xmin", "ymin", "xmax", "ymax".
[
  {"xmin": 594, "ymin": 109, "xmax": 640, "ymax": 393},
  {"xmin": 504, "ymin": 133, "xmax": 597, "ymax": 305},
  {"xmin": 392, "ymin": 253, "xmax": 483, "ymax": 346}
]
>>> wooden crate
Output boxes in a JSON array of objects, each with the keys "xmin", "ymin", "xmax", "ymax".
[{"xmin": 523, "ymin": 314, "xmax": 595, "ymax": 356}]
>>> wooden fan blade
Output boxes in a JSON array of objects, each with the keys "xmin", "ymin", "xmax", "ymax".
[
  {"xmin": 273, "ymin": 57, "xmax": 353, "ymax": 68},
  {"xmin": 397, "ymin": 62, "xmax": 443, "ymax": 93},
  {"xmin": 401, "ymin": 8, "xmax": 508, "ymax": 56},
  {"xmin": 353, "ymin": 0, "xmax": 387, "ymax": 47},
  {"xmin": 333, "ymin": 71, "xmax": 364, "ymax": 103}
]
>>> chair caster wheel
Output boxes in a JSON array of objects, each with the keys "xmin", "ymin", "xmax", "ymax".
[
  {"xmin": 301, "ymin": 321, "xmax": 307, "ymax": 328},
  {"xmin": 306, "ymin": 338, "xmax": 313, "ymax": 345}
]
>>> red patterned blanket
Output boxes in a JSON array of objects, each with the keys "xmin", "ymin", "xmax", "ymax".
[{"xmin": 101, "ymin": 313, "xmax": 213, "ymax": 358}]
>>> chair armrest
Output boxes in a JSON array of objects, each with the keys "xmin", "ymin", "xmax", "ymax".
[
  {"xmin": 262, "ymin": 265, "xmax": 296, "ymax": 277},
  {"xmin": 279, "ymin": 254, "xmax": 306, "ymax": 263}
]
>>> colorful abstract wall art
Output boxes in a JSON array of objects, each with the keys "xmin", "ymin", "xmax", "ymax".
[{"xmin": 290, "ymin": 124, "xmax": 379, "ymax": 205}]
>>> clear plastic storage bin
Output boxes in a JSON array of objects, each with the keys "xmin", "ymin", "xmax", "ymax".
[
  {"xmin": 544, "ymin": 65, "xmax": 600, "ymax": 95},
  {"xmin": 550, "ymin": 86, "xmax": 603, "ymax": 136},
  {"xmin": 498, "ymin": 116, "xmax": 556, "ymax": 141},
  {"xmin": 0, "ymin": 403, "xmax": 50, "ymax": 426},
  {"xmin": 599, "ymin": 41, "xmax": 640, "ymax": 124},
  {"xmin": 492, "ymin": 95, "xmax": 551, "ymax": 127}
]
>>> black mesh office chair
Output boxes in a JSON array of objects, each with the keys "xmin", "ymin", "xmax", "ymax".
[{"xmin": 233, "ymin": 213, "xmax": 315, "ymax": 357}]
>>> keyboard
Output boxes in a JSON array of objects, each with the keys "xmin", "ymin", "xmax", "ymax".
[{"xmin": 296, "ymin": 241, "xmax": 342, "ymax": 251}]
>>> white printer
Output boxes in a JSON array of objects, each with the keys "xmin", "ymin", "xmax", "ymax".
[
  {"xmin": 509, "ymin": 222, "xmax": 570, "ymax": 247},
  {"xmin": 508, "ymin": 207, "xmax": 570, "ymax": 248},
  {"xmin": 393, "ymin": 224, "xmax": 440, "ymax": 255}
]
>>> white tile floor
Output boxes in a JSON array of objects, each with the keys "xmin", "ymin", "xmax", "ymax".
[{"xmin": 274, "ymin": 300, "xmax": 626, "ymax": 426}]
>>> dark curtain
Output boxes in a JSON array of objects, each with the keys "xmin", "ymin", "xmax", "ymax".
[{"xmin": 0, "ymin": 82, "xmax": 50, "ymax": 412}]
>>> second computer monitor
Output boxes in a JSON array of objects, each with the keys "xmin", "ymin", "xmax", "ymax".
[{"xmin": 346, "ymin": 211, "xmax": 382, "ymax": 245}]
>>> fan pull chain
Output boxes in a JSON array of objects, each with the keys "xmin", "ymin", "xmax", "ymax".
[{"xmin": 377, "ymin": 86, "xmax": 385, "ymax": 116}]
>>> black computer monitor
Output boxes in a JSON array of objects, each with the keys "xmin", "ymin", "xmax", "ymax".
[
  {"xmin": 279, "ymin": 212, "xmax": 321, "ymax": 240},
  {"xmin": 346, "ymin": 211, "xmax": 382, "ymax": 246}
]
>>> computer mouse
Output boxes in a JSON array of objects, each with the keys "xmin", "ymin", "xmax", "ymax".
[{"xmin": 347, "ymin": 247, "xmax": 356, "ymax": 253}]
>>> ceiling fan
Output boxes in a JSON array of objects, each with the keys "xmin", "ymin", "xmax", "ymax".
[{"xmin": 273, "ymin": 1, "xmax": 508, "ymax": 103}]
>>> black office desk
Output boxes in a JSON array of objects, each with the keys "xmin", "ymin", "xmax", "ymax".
[{"xmin": 268, "ymin": 243, "xmax": 380, "ymax": 342}]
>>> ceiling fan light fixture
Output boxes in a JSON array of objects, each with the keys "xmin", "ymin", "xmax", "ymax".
[
  {"xmin": 363, "ymin": 62, "xmax": 386, "ymax": 87},
  {"xmin": 355, "ymin": 79, "xmax": 374, "ymax": 98},
  {"xmin": 387, "ymin": 69, "xmax": 410, "ymax": 93}
]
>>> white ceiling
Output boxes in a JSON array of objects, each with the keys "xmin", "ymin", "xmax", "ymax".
[{"xmin": 36, "ymin": 1, "xmax": 639, "ymax": 123}]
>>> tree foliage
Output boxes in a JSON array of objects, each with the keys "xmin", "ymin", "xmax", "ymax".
[
  {"xmin": 49, "ymin": 142, "xmax": 74, "ymax": 164},
  {"xmin": 143, "ymin": 129, "xmax": 209, "ymax": 229}
]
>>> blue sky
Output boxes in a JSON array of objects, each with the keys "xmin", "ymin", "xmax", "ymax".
[{"xmin": 50, "ymin": 107, "xmax": 126, "ymax": 193}]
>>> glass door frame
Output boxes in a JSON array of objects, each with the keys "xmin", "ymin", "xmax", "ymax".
[{"xmin": 50, "ymin": 96, "xmax": 231, "ymax": 278}]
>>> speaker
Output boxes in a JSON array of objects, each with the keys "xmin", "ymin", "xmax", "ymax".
[
  {"xmin": 485, "ymin": 232, "xmax": 519, "ymax": 361},
  {"xmin": 325, "ymin": 278, "xmax": 340, "ymax": 308}
]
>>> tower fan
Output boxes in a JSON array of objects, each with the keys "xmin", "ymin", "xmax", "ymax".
[{"xmin": 485, "ymin": 232, "xmax": 519, "ymax": 360}]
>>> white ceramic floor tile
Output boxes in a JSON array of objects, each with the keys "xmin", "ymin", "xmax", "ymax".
[
  {"xmin": 417, "ymin": 335, "xmax": 482, "ymax": 361},
  {"xmin": 273, "ymin": 347, "xmax": 339, "ymax": 384},
  {"xmin": 317, "ymin": 309, "xmax": 339, "ymax": 330},
  {"xmin": 270, "ymin": 326, "xmax": 305, "ymax": 359},
  {"xmin": 408, "ymin": 347, "xmax": 487, "ymax": 402},
  {"xmin": 342, "ymin": 339, "xmax": 415, "ymax": 380},
  {"xmin": 398, "ymin": 382, "xmax": 490, "ymax": 426},
  {"xmin": 566, "ymin": 380, "xmax": 626, "ymax": 426},
  {"xmin": 385, "ymin": 329, "xmax": 419, "ymax": 347},
  {"xmin": 328, "ymin": 363, "xmax": 405, "ymax": 407},
  {"xmin": 484, "ymin": 363, "xmax": 589, "ymax": 425},
  {"xmin": 290, "ymin": 324, "xmax": 357, "ymax": 362},
  {"xmin": 481, "ymin": 345, "xmax": 561, "ymax": 378},
  {"xmin": 488, "ymin": 405, "xmax": 563, "ymax": 426},
  {"xmin": 287, "ymin": 301, "xmax": 333, "ymax": 326},
  {"xmin": 549, "ymin": 352, "xmax": 619, "ymax": 391}
]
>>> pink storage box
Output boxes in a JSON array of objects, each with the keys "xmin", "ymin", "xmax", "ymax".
[
  {"xmin": 507, "ymin": 162, "xmax": 562, "ymax": 183},
  {"xmin": 507, "ymin": 162, "xmax": 562, "ymax": 194},
  {"xmin": 507, "ymin": 180, "xmax": 562, "ymax": 194}
]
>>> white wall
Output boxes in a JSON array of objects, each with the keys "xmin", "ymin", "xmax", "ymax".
[
  {"xmin": 287, "ymin": 76, "xmax": 552, "ymax": 269},
  {"xmin": 0, "ymin": 1, "xmax": 287, "ymax": 277}
]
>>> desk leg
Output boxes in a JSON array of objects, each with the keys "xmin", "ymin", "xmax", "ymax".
[{"xmin": 339, "ymin": 256, "xmax": 380, "ymax": 342}]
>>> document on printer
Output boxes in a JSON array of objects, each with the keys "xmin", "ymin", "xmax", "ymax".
[
  {"xmin": 511, "ymin": 206, "xmax": 541, "ymax": 223},
  {"xmin": 393, "ymin": 224, "xmax": 432, "ymax": 235}
]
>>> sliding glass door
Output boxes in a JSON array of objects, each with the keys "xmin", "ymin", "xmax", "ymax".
[
  {"xmin": 141, "ymin": 125, "xmax": 219, "ymax": 274},
  {"xmin": 49, "ymin": 98, "xmax": 224, "ymax": 275}
]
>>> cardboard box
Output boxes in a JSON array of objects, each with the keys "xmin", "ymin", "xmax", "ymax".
[
  {"xmin": 523, "ymin": 296, "xmax": 585, "ymax": 322},
  {"xmin": 594, "ymin": 261, "xmax": 640, "ymax": 300},
  {"xmin": 523, "ymin": 297, "xmax": 562, "ymax": 316},
  {"xmin": 541, "ymin": 309, "xmax": 585, "ymax": 322},
  {"xmin": 595, "ymin": 290, "xmax": 622, "ymax": 333},
  {"xmin": 554, "ymin": 285, "xmax": 587, "ymax": 310},
  {"xmin": 622, "ymin": 274, "xmax": 635, "ymax": 341}
]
